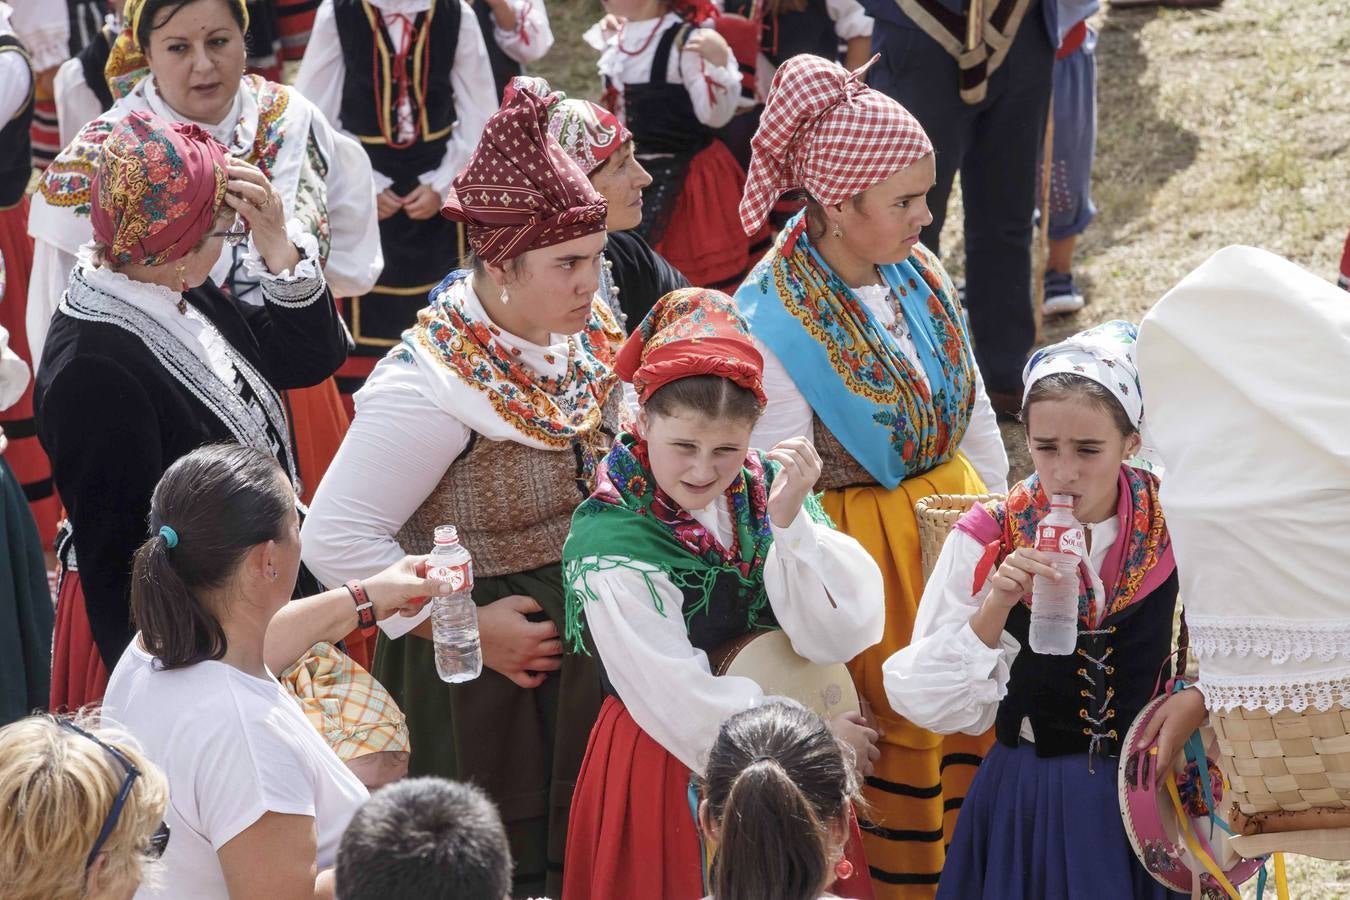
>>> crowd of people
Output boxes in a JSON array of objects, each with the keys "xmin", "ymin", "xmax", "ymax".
[{"xmin": 0, "ymin": 0, "xmax": 1345, "ymax": 897}]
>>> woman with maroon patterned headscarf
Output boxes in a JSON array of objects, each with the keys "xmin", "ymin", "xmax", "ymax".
[
  {"xmin": 301, "ymin": 81, "xmax": 625, "ymax": 899},
  {"xmin": 34, "ymin": 110, "xmax": 349, "ymax": 712}
]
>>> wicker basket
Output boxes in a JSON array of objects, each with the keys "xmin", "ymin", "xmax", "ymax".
[
  {"xmin": 914, "ymin": 493, "xmax": 1004, "ymax": 582},
  {"xmin": 1210, "ymin": 704, "xmax": 1350, "ymax": 858}
]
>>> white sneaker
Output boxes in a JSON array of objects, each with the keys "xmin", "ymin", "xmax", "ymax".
[{"xmin": 1043, "ymin": 271, "xmax": 1086, "ymax": 316}]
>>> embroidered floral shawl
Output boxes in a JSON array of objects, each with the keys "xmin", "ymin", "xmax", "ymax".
[
  {"xmin": 564, "ymin": 434, "xmax": 829, "ymax": 652},
  {"xmin": 955, "ymin": 465, "xmax": 1175, "ymax": 627},
  {"xmin": 391, "ymin": 269, "xmax": 623, "ymax": 449},
  {"xmin": 735, "ymin": 211, "xmax": 976, "ymax": 490}
]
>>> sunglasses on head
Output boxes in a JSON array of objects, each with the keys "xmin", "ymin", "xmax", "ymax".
[{"xmin": 57, "ymin": 720, "xmax": 171, "ymax": 870}]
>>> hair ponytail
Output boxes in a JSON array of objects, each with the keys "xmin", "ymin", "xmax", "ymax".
[
  {"xmin": 713, "ymin": 758, "xmax": 830, "ymax": 900},
  {"xmin": 130, "ymin": 444, "xmax": 293, "ymax": 669},
  {"xmin": 701, "ymin": 702, "xmax": 858, "ymax": 900}
]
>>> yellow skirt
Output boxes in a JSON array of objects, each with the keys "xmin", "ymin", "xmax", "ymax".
[{"xmin": 822, "ymin": 453, "xmax": 995, "ymax": 900}]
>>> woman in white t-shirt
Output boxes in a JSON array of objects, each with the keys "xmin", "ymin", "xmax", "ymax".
[{"xmin": 103, "ymin": 443, "xmax": 450, "ymax": 900}]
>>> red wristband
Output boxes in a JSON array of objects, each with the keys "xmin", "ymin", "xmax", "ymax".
[{"xmin": 345, "ymin": 580, "xmax": 377, "ymax": 636}]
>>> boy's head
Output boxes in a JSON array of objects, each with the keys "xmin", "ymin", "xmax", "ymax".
[{"xmin": 335, "ymin": 778, "xmax": 512, "ymax": 900}]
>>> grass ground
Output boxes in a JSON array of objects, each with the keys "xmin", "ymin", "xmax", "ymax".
[{"xmin": 538, "ymin": 1, "xmax": 1350, "ymax": 894}]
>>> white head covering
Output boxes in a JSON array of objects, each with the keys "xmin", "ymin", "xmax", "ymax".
[
  {"xmin": 1022, "ymin": 319, "xmax": 1144, "ymax": 429},
  {"xmin": 1137, "ymin": 246, "xmax": 1350, "ymax": 714}
]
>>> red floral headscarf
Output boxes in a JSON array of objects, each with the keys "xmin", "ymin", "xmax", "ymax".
[
  {"xmin": 91, "ymin": 111, "xmax": 229, "ymax": 267},
  {"xmin": 441, "ymin": 82, "xmax": 608, "ymax": 265},
  {"xmin": 739, "ymin": 54, "xmax": 932, "ymax": 235},
  {"xmin": 615, "ymin": 288, "xmax": 766, "ymax": 405}
]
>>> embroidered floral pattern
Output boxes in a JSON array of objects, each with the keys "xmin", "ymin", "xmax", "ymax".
[
  {"xmin": 39, "ymin": 119, "xmax": 114, "ymax": 213},
  {"xmin": 994, "ymin": 467, "xmax": 1170, "ymax": 626},
  {"xmin": 411, "ymin": 270, "xmax": 622, "ymax": 448}
]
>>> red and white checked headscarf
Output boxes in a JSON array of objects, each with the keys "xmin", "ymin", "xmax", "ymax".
[{"xmin": 739, "ymin": 55, "xmax": 933, "ymax": 236}]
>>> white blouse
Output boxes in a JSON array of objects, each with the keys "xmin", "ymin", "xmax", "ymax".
[
  {"xmin": 300, "ymin": 277, "xmax": 629, "ymax": 638},
  {"xmin": 490, "ymin": 0, "xmax": 554, "ymax": 64},
  {"xmin": 743, "ymin": 0, "xmax": 873, "ymax": 103},
  {"xmin": 749, "ymin": 282, "xmax": 1010, "ymax": 495},
  {"xmin": 585, "ymin": 12, "xmax": 742, "ymax": 130},
  {"xmin": 575, "ymin": 501, "xmax": 885, "ymax": 773},
  {"xmin": 294, "ymin": 0, "xmax": 498, "ymax": 198},
  {"xmin": 882, "ymin": 517, "xmax": 1118, "ymax": 738},
  {"xmin": 53, "ymin": 54, "xmax": 103, "ymax": 147}
]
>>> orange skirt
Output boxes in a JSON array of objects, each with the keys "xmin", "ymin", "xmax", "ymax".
[{"xmin": 283, "ymin": 378, "xmax": 349, "ymax": 506}]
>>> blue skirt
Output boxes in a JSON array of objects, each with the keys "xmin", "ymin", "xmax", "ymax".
[{"xmin": 937, "ymin": 742, "xmax": 1182, "ymax": 900}]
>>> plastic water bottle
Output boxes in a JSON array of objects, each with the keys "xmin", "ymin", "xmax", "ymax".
[
  {"xmin": 1029, "ymin": 494, "xmax": 1083, "ymax": 655},
  {"xmin": 427, "ymin": 525, "xmax": 481, "ymax": 683}
]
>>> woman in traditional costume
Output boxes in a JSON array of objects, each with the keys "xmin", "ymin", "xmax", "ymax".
[
  {"xmin": 0, "ymin": 6, "xmax": 60, "ymax": 554},
  {"xmin": 301, "ymin": 82, "xmax": 622, "ymax": 899},
  {"xmin": 735, "ymin": 54, "xmax": 1009, "ymax": 897},
  {"xmin": 293, "ymin": 0, "xmax": 497, "ymax": 409},
  {"xmin": 885, "ymin": 321, "xmax": 1201, "ymax": 898},
  {"xmin": 28, "ymin": 0, "xmax": 381, "ymax": 507},
  {"xmin": 561, "ymin": 288, "xmax": 885, "ymax": 899},
  {"xmin": 53, "ymin": 0, "xmax": 122, "ymax": 147},
  {"xmin": 529, "ymin": 76, "xmax": 689, "ymax": 330},
  {"xmin": 33, "ymin": 111, "xmax": 349, "ymax": 712}
]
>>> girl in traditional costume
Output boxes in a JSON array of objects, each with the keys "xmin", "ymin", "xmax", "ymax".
[
  {"xmin": 0, "ymin": 5, "xmax": 60, "ymax": 554},
  {"xmin": 885, "ymin": 321, "xmax": 1204, "ymax": 899},
  {"xmin": 735, "ymin": 54, "xmax": 1008, "ymax": 898},
  {"xmin": 585, "ymin": 0, "xmax": 754, "ymax": 290},
  {"xmin": 28, "ymin": 0, "xmax": 381, "ymax": 508},
  {"xmin": 561, "ymin": 287, "xmax": 885, "ymax": 899},
  {"xmin": 293, "ymin": 0, "xmax": 498, "ymax": 409},
  {"xmin": 301, "ymin": 82, "xmax": 621, "ymax": 899},
  {"xmin": 474, "ymin": 0, "xmax": 554, "ymax": 100},
  {"xmin": 34, "ymin": 111, "xmax": 349, "ymax": 712}
]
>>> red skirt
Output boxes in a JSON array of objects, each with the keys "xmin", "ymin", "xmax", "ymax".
[
  {"xmin": 49, "ymin": 571, "xmax": 109, "ymax": 713},
  {"xmin": 564, "ymin": 696, "xmax": 874, "ymax": 900},
  {"xmin": 655, "ymin": 139, "xmax": 758, "ymax": 291},
  {"xmin": 0, "ymin": 199, "xmax": 59, "ymax": 550}
]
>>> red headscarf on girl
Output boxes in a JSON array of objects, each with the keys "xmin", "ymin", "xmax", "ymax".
[{"xmin": 616, "ymin": 288, "xmax": 766, "ymax": 405}]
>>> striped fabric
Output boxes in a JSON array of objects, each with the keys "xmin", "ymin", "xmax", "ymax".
[{"xmin": 30, "ymin": 95, "xmax": 59, "ymax": 172}]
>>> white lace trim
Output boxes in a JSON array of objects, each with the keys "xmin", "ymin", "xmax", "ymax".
[
  {"xmin": 1188, "ymin": 616, "xmax": 1350, "ymax": 666},
  {"xmin": 242, "ymin": 220, "xmax": 323, "ymax": 285},
  {"xmin": 1199, "ymin": 666, "xmax": 1350, "ymax": 715}
]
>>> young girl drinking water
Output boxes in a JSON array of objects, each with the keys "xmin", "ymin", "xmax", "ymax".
[
  {"xmin": 883, "ymin": 321, "xmax": 1205, "ymax": 899},
  {"xmin": 562, "ymin": 288, "xmax": 885, "ymax": 900}
]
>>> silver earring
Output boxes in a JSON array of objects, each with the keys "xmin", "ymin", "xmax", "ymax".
[
  {"xmin": 832, "ymin": 225, "xmax": 842, "ymax": 238},
  {"xmin": 500, "ymin": 286, "xmax": 510, "ymax": 305}
]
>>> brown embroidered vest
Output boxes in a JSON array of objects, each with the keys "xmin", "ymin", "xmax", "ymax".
[
  {"xmin": 396, "ymin": 391, "xmax": 624, "ymax": 576},
  {"xmin": 812, "ymin": 416, "xmax": 880, "ymax": 492}
]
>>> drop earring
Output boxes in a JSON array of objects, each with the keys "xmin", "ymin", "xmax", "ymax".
[
  {"xmin": 500, "ymin": 285, "xmax": 510, "ymax": 305},
  {"xmin": 834, "ymin": 858, "xmax": 854, "ymax": 880},
  {"xmin": 175, "ymin": 264, "xmax": 188, "ymax": 312},
  {"xmin": 832, "ymin": 225, "xmax": 843, "ymax": 238}
]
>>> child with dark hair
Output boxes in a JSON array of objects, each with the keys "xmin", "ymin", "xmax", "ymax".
[
  {"xmin": 562, "ymin": 288, "xmax": 884, "ymax": 899},
  {"xmin": 336, "ymin": 777, "xmax": 512, "ymax": 900},
  {"xmin": 699, "ymin": 700, "xmax": 864, "ymax": 900},
  {"xmin": 884, "ymin": 321, "xmax": 1202, "ymax": 899}
]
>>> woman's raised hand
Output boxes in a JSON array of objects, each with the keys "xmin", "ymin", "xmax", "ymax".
[
  {"xmin": 223, "ymin": 158, "xmax": 301, "ymax": 276},
  {"xmin": 765, "ymin": 437, "xmax": 823, "ymax": 529}
]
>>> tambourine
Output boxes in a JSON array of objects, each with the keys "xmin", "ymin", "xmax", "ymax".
[
  {"xmin": 1119, "ymin": 691, "xmax": 1265, "ymax": 896},
  {"xmin": 709, "ymin": 629, "xmax": 860, "ymax": 722}
]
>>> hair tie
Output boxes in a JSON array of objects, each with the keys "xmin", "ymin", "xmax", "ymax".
[
  {"xmin": 751, "ymin": 755, "xmax": 777, "ymax": 766},
  {"xmin": 158, "ymin": 525, "xmax": 179, "ymax": 549}
]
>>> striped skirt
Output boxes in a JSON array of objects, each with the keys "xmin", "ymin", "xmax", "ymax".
[{"xmin": 822, "ymin": 453, "xmax": 995, "ymax": 899}]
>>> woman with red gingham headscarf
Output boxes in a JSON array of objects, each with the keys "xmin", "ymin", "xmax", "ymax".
[{"xmin": 734, "ymin": 54, "xmax": 1011, "ymax": 899}]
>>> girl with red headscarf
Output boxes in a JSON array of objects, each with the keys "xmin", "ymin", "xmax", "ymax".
[
  {"xmin": 561, "ymin": 287, "xmax": 885, "ymax": 899},
  {"xmin": 34, "ymin": 110, "xmax": 349, "ymax": 711}
]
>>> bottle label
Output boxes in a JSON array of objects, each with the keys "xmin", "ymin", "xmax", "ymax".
[
  {"xmin": 1035, "ymin": 524, "xmax": 1085, "ymax": 558},
  {"xmin": 428, "ymin": 561, "xmax": 473, "ymax": 593}
]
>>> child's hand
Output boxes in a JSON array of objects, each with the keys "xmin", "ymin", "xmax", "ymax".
[
  {"xmin": 598, "ymin": 13, "xmax": 624, "ymax": 38},
  {"xmin": 985, "ymin": 548, "xmax": 1061, "ymax": 609},
  {"xmin": 830, "ymin": 711, "xmax": 880, "ymax": 778},
  {"xmin": 686, "ymin": 28, "xmax": 731, "ymax": 68},
  {"xmin": 766, "ymin": 437, "xmax": 822, "ymax": 529}
]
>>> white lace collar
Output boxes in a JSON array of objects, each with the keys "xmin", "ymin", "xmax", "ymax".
[{"xmin": 365, "ymin": 0, "xmax": 433, "ymax": 14}]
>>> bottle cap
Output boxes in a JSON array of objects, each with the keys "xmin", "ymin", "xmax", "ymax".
[
  {"xmin": 1049, "ymin": 494, "xmax": 1076, "ymax": 508},
  {"xmin": 433, "ymin": 524, "xmax": 460, "ymax": 545}
]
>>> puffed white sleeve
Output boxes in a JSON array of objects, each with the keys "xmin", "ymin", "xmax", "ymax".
[
  {"xmin": 0, "ymin": 323, "xmax": 31, "ymax": 412},
  {"xmin": 575, "ymin": 559, "xmax": 773, "ymax": 773},
  {"xmin": 491, "ymin": 0, "xmax": 554, "ymax": 64},
  {"xmin": 0, "ymin": 49, "xmax": 32, "ymax": 123},
  {"xmin": 958, "ymin": 363, "xmax": 1010, "ymax": 495},
  {"xmin": 674, "ymin": 31, "xmax": 741, "ymax": 128},
  {"xmin": 301, "ymin": 360, "xmax": 469, "ymax": 638},
  {"xmin": 882, "ymin": 529, "xmax": 1020, "ymax": 735},
  {"xmin": 749, "ymin": 339, "xmax": 815, "ymax": 450},
  {"xmin": 419, "ymin": 3, "xmax": 497, "ymax": 198},
  {"xmin": 9, "ymin": 0, "xmax": 67, "ymax": 71},
  {"xmin": 25, "ymin": 240, "xmax": 77, "ymax": 371},
  {"xmin": 764, "ymin": 511, "xmax": 884, "ymax": 663},
  {"xmin": 825, "ymin": 0, "xmax": 874, "ymax": 40},
  {"xmin": 309, "ymin": 119, "xmax": 384, "ymax": 298},
  {"xmin": 53, "ymin": 57, "xmax": 103, "ymax": 147}
]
